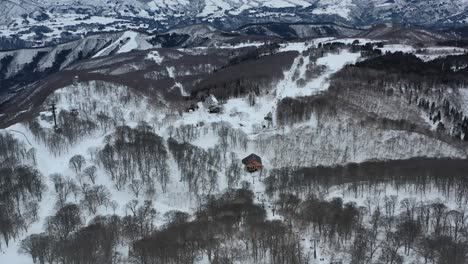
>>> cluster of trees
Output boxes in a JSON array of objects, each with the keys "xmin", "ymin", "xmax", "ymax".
[
  {"xmin": 0, "ymin": 55, "xmax": 14, "ymax": 93},
  {"xmin": 323, "ymin": 51, "xmax": 468, "ymax": 143},
  {"xmin": 0, "ymin": 132, "xmax": 36, "ymax": 167},
  {"xmin": 19, "ymin": 188, "xmax": 308, "ymax": 264},
  {"xmin": 265, "ymin": 158, "xmax": 468, "ymax": 205},
  {"xmin": 225, "ymin": 43, "xmax": 281, "ymax": 66},
  {"xmin": 0, "ymin": 132, "xmax": 44, "ymax": 249},
  {"xmin": 265, "ymin": 158, "xmax": 468, "ymax": 263},
  {"xmin": 356, "ymin": 43, "xmax": 383, "ymax": 58},
  {"xmin": 293, "ymin": 48, "xmax": 328, "ymax": 88},
  {"xmin": 191, "ymin": 51, "xmax": 297, "ymax": 101},
  {"xmin": 169, "ymin": 122, "xmax": 248, "ymax": 169},
  {"xmin": 28, "ymin": 119, "xmax": 68, "ymax": 156},
  {"xmin": 348, "ymin": 199, "xmax": 468, "ymax": 264},
  {"xmin": 354, "ymin": 52, "xmax": 468, "ymax": 79},
  {"xmin": 212, "ymin": 122, "xmax": 248, "ymax": 155},
  {"xmin": 285, "ymin": 196, "xmax": 360, "ymax": 244},
  {"xmin": 258, "ymin": 111, "xmax": 458, "ymax": 169},
  {"xmin": 417, "ymin": 97, "xmax": 468, "ymax": 140},
  {"xmin": 168, "ymin": 138, "xmax": 221, "ymax": 195},
  {"xmin": 0, "ymin": 165, "xmax": 45, "ymax": 249},
  {"xmin": 57, "ymin": 110, "xmax": 97, "ymax": 144},
  {"xmin": 131, "ymin": 188, "xmax": 305, "ymax": 264},
  {"xmin": 28, "ymin": 109, "xmax": 97, "ymax": 156},
  {"xmin": 170, "ymin": 124, "xmax": 202, "ymax": 143},
  {"xmin": 98, "ymin": 124, "xmax": 169, "ymax": 193},
  {"xmin": 20, "ymin": 204, "xmax": 123, "ymax": 264},
  {"xmin": 276, "ymin": 95, "xmax": 334, "ymax": 126},
  {"xmin": 49, "ymin": 171, "xmax": 115, "ymax": 215}
]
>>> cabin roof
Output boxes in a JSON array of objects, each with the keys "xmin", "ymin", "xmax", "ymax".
[
  {"xmin": 242, "ymin": 153, "xmax": 262, "ymax": 165},
  {"xmin": 204, "ymin": 94, "xmax": 218, "ymax": 105}
]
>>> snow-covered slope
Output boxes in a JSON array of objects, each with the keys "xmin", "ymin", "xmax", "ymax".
[
  {"xmin": 2, "ymin": 37, "xmax": 468, "ymax": 264},
  {"xmin": 0, "ymin": 31, "xmax": 154, "ymax": 95}
]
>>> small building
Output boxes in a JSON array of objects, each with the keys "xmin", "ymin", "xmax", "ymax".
[
  {"xmin": 202, "ymin": 94, "xmax": 218, "ymax": 109},
  {"xmin": 242, "ymin": 153, "xmax": 263, "ymax": 173}
]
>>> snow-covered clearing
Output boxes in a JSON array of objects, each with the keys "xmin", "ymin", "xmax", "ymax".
[
  {"xmin": 277, "ymin": 49, "xmax": 360, "ymax": 99},
  {"xmin": 145, "ymin": 50, "xmax": 164, "ymax": 64}
]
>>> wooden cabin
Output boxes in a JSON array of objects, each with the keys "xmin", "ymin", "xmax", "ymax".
[
  {"xmin": 202, "ymin": 94, "xmax": 218, "ymax": 109},
  {"xmin": 242, "ymin": 153, "xmax": 263, "ymax": 173}
]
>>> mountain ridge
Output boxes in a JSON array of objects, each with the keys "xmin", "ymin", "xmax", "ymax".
[{"xmin": 2, "ymin": 0, "xmax": 468, "ymax": 48}]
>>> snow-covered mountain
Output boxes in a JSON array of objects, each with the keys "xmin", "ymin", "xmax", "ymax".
[
  {"xmin": 2, "ymin": 37, "xmax": 468, "ymax": 263},
  {"xmin": 3, "ymin": 0, "xmax": 468, "ymax": 27},
  {"xmin": 2, "ymin": 0, "xmax": 468, "ymax": 48},
  {"xmin": 0, "ymin": 27, "xmax": 285, "ymax": 96},
  {"xmin": 3, "ymin": 2, "xmax": 468, "ymax": 263}
]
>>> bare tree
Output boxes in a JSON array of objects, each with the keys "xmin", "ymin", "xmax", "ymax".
[
  {"xmin": 129, "ymin": 180, "xmax": 143, "ymax": 198},
  {"xmin": 45, "ymin": 203, "xmax": 83, "ymax": 240},
  {"xmin": 83, "ymin": 165, "xmax": 97, "ymax": 184},
  {"xmin": 69, "ymin": 155, "xmax": 86, "ymax": 173},
  {"xmin": 50, "ymin": 173, "xmax": 77, "ymax": 207}
]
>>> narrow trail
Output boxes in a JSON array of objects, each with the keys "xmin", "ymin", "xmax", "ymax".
[{"xmin": 7, "ymin": 129, "xmax": 33, "ymax": 146}]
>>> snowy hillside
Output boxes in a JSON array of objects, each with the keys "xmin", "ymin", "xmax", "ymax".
[{"xmin": 2, "ymin": 37, "xmax": 468, "ymax": 263}]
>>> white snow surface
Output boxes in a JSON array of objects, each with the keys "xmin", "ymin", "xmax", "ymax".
[
  {"xmin": 93, "ymin": 31, "xmax": 152, "ymax": 58},
  {"xmin": 145, "ymin": 50, "xmax": 164, "ymax": 64}
]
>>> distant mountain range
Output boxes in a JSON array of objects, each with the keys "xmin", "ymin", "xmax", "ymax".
[
  {"xmin": 2, "ymin": 0, "xmax": 468, "ymax": 48},
  {"xmin": 3, "ymin": 0, "xmax": 468, "ymax": 27}
]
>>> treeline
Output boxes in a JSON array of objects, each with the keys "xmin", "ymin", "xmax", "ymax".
[
  {"xmin": 265, "ymin": 158, "xmax": 468, "ymax": 205},
  {"xmin": 98, "ymin": 123, "xmax": 169, "ymax": 193},
  {"xmin": 225, "ymin": 43, "xmax": 281, "ymax": 66},
  {"xmin": 191, "ymin": 51, "xmax": 297, "ymax": 101},
  {"xmin": 354, "ymin": 52, "xmax": 468, "ymax": 82}
]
